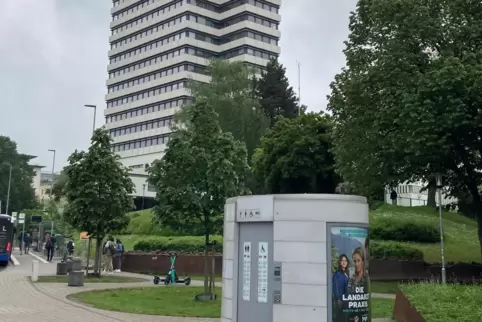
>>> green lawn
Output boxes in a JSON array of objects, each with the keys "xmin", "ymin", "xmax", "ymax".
[
  {"xmin": 37, "ymin": 275, "xmax": 146, "ymax": 283},
  {"xmin": 71, "ymin": 286, "xmax": 394, "ymax": 319},
  {"xmin": 371, "ymin": 205, "xmax": 479, "ymax": 263},
  {"xmin": 371, "ymin": 281, "xmax": 399, "ymax": 294},
  {"xmin": 191, "ymin": 275, "xmax": 222, "ymax": 283},
  {"xmin": 401, "ymin": 283, "xmax": 482, "ymax": 321},
  {"xmin": 70, "ymin": 287, "xmax": 222, "ymax": 317},
  {"xmin": 372, "ymin": 298, "xmax": 394, "ymax": 319}
]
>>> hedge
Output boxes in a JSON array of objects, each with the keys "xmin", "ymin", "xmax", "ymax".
[
  {"xmin": 370, "ymin": 217, "xmax": 441, "ymax": 243},
  {"xmin": 134, "ymin": 236, "xmax": 423, "ymax": 261},
  {"xmin": 370, "ymin": 241, "xmax": 424, "ymax": 261},
  {"xmin": 133, "ymin": 236, "xmax": 223, "ymax": 253}
]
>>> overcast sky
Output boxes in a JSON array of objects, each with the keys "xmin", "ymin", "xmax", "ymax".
[{"xmin": 0, "ymin": 0, "xmax": 357, "ymax": 169}]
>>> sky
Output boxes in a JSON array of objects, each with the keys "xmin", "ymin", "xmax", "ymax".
[{"xmin": 0, "ymin": 0, "xmax": 357, "ymax": 170}]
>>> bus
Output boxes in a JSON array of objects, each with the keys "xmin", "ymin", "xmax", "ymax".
[{"xmin": 0, "ymin": 214, "xmax": 13, "ymax": 266}]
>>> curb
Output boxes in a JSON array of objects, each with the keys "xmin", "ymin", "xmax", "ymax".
[
  {"xmin": 28, "ymin": 251, "xmax": 49, "ymax": 264},
  {"xmin": 9, "ymin": 254, "xmax": 20, "ymax": 266}
]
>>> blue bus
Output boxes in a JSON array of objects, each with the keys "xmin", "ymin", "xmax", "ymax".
[{"xmin": 0, "ymin": 215, "xmax": 13, "ymax": 266}]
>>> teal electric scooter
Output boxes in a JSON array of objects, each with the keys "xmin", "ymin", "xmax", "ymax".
[{"xmin": 153, "ymin": 252, "xmax": 191, "ymax": 286}]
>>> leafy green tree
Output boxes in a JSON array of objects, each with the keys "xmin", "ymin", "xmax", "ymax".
[
  {"xmin": 328, "ymin": 0, "xmax": 482, "ymax": 257},
  {"xmin": 63, "ymin": 129, "xmax": 134, "ymax": 275},
  {"xmin": 0, "ymin": 136, "xmax": 37, "ymax": 214},
  {"xmin": 51, "ymin": 170, "xmax": 68, "ymax": 202},
  {"xmin": 255, "ymin": 58, "xmax": 301, "ymax": 127},
  {"xmin": 183, "ymin": 59, "xmax": 269, "ymax": 161},
  {"xmin": 149, "ymin": 98, "xmax": 250, "ymax": 296},
  {"xmin": 253, "ymin": 113, "xmax": 340, "ymax": 194}
]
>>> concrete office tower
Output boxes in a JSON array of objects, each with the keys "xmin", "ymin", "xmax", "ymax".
[{"xmin": 104, "ymin": 0, "xmax": 281, "ymax": 202}]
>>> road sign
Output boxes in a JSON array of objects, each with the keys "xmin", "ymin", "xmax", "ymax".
[
  {"xmin": 80, "ymin": 232, "xmax": 89, "ymax": 240},
  {"xmin": 31, "ymin": 215, "xmax": 43, "ymax": 223},
  {"xmin": 18, "ymin": 213, "xmax": 25, "ymax": 224}
]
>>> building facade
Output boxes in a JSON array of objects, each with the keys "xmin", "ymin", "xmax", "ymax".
[
  {"xmin": 105, "ymin": 0, "xmax": 281, "ymax": 199},
  {"xmin": 30, "ymin": 165, "xmax": 60, "ymax": 202},
  {"xmin": 385, "ymin": 181, "xmax": 457, "ymax": 207}
]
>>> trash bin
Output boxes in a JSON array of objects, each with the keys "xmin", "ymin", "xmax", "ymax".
[
  {"xmin": 68, "ymin": 271, "xmax": 84, "ymax": 287},
  {"xmin": 56, "ymin": 262, "xmax": 68, "ymax": 275}
]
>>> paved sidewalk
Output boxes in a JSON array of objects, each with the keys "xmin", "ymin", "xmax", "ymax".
[
  {"xmin": 372, "ymin": 293, "xmax": 396, "ymax": 300},
  {"xmin": 0, "ymin": 250, "xmax": 214, "ymax": 322}
]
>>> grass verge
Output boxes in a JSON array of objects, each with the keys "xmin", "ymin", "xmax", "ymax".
[
  {"xmin": 401, "ymin": 282, "xmax": 482, "ymax": 321},
  {"xmin": 371, "ymin": 205, "xmax": 479, "ymax": 263},
  {"xmin": 371, "ymin": 281, "xmax": 399, "ymax": 294},
  {"xmin": 70, "ymin": 286, "xmax": 393, "ymax": 319},
  {"xmin": 36, "ymin": 275, "xmax": 146, "ymax": 283},
  {"xmin": 372, "ymin": 298, "xmax": 394, "ymax": 319}
]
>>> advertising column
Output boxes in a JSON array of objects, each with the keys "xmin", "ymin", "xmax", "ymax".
[{"xmin": 330, "ymin": 226, "xmax": 370, "ymax": 322}]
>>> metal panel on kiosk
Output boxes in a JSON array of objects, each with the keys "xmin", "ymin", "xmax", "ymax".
[{"xmin": 237, "ymin": 222, "xmax": 274, "ymax": 322}]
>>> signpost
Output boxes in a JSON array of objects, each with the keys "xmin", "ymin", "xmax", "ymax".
[
  {"xmin": 80, "ymin": 232, "xmax": 90, "ymax": 272},
  {"xmin": 19, "ymin": 213, "xmax": 25, "ymax": 254}
]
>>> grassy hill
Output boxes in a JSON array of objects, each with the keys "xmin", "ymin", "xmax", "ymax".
[
  {"xmin": 371, "ymin": 205, "xmax": 479, "ymax": 263},
  {"xmin": 116, "ymin": 204, "xmax": 480, "ymax": 264}
]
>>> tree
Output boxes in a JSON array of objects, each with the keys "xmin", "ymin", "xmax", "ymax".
[
  {"xmin": 63, "ymin": 129, "xmax": 134, "ymax": 275},
  {"xmin": 0, "ymin": 136, "xmax": 37, "ymax": 214},
  {"xmin": 252, "ymin": 113, "xmax": 340, "ymax": 194},
  {"xmin": 149, "ymin": 98, "xmax": 250, "ymax": 297},
  {"xmin": 255, "ymin": 58, "xmax": 301, "ymax": 127},
  {"xmin": 328, "ymin": 0, "xmax": 482, "ymax": 257},
  {"xmin": 183, "ymin": 59, "xmax": 269, "ymax": 161},
  {"xmin": 51, "ymin": 170, "xmax": 68, "ymax": 202}
]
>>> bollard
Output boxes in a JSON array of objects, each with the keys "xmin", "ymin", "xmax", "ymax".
[{"xmin": 31, "ymin": 260, "xmax": 39, "ymax": 282}]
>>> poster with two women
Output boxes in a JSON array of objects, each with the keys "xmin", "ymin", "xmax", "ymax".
[{"xmin": 331, "ymin": 226, "xmax": 370, "ymax": 322}]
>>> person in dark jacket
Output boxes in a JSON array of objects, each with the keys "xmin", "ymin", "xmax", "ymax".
[
  {"xmin": 332, "ymin": 254, "xmax": 350, "ymax": 322},
  {"xmin": 24, "ymin": 233, "xmax": 32, "ymax": 254},
  {"xmin": 18, "ymin": 231, "xmax": 23, "ymax": 253},
  {"xmin": 114, "ymin": 239, "xmax": 124, "ymax": 272},
  {"xmin": 45, "ymin": 234, "xmax": 56, "ymax": 262},
  {"xmin": 390, "ymin": 190, "xmax": 398, "ymax": 205}
]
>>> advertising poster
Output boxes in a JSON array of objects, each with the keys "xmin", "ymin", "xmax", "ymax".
[{"xmin": 331, "ymin": 226, "xmax": 370, "ymax": 322}]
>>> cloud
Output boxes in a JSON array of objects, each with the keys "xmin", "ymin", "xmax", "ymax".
[
  {"xmin": 0, "ymin": 0, "xmax": 357, "ymax": 168},
  {"xmin": 0, "ymin": 0, "xmax": 110, "ymax": 169}
]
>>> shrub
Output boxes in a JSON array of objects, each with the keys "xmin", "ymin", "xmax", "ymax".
[
  {"xmin": 133, "ymin": 235, "xmax": 223, "ymax": 253},
  {"xmin": 370, "ymin": 217, "xmax": 441, "ymax": 243},
  {"xmin": 371, "ymin": 241, "xmax": 424, "ymax": 261},
  {"xmin": 401, "ymin": 283, "xmax": 482, "ymax": 321}
]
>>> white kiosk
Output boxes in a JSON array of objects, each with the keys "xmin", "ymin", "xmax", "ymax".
[{"xmin": 221, "ymin": 194, "xmax": 370, "ymax": 322}]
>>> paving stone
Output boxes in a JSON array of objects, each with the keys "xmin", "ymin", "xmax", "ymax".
[{"xmin": 0, "ymin": 250, "xmax": 216, "ymax": 322}]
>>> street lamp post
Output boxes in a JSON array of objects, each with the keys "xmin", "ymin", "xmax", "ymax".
[
  {"xmin": 84, "ymin": 104, "xmax": 96, "ymax": 276},
  {"xmin": 48, "ymin": 150, "xmax": 56, "ymax": 200},
  {"xmin": 85, "ymin": 104, "xmax": 97, "ymax": 135},
  {"xmin": 142, "ymin": 184, "xmax": 146, "ymax": 210},
  {"xmin": 436, "ymin": 174, "xmax": 446, "ymax": 284},
  {"xmin": 5, "ymin": 163, "xmax": 12, "ymax": 215}
]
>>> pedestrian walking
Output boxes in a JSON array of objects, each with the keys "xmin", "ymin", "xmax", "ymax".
[
  {"xmin": 114, "ymin": 239, "xmax": 124, "ymax": 272},
  {"xmin": 103, "ymin": 236, "xmax": 115, "ymax": 274},
  {"xmin": 24, "ymin": 233, "xmax": 32, "ymax": 254},
  {"xmin": 18, "ymin": 231, "xmax": 23, "ymax": 253},
  {"xmin": 67, "ymin": 238, "xmax": 75, "ymax": 257},
  {"xmin": 45, "ymin": 234, "xmax": 55, "ymax": 262}
]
